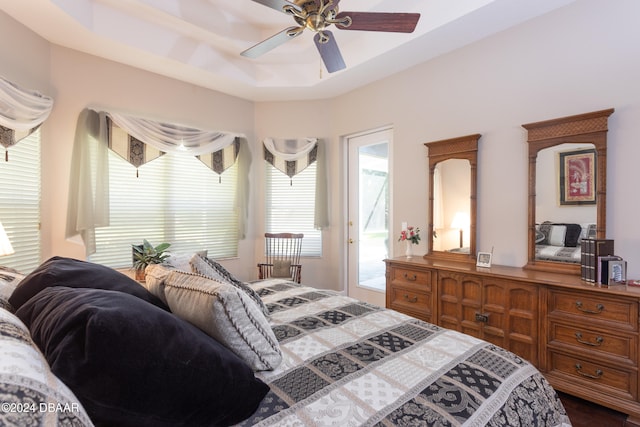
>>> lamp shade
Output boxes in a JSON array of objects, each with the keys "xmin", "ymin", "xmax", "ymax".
[
  {"xmin": 450, "ymin": 211, "xmax": 470, "ymax": 230},
  {"xmin": 0, "ymin": 221, "xmax": 14, "ymax": 256}
]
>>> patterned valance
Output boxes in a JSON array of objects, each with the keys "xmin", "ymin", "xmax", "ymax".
[
  {"xmin": 0, "ymin": 76, "xmax": 54, "ymax": 160},
  {"xmin": 105, "ymin": 111, "xmax": 242, "ymax": 177},
  {"xmin": 198, "ymin": 138, "xmax": 240, "ymax": 182},
  {"xmin": 107, "ymin": 118, "xmax": 165, "ymax": 177},
  {"xmin": 67, "ymin": 108, "xmax": 250, "ymax": 255},
  {"xmin": 0, "ymin": 125, "xmax": 38, "ymax": 160},
  {"xmin": 264, "ymin": 138, "xmax": 318, "ymax": 183}
]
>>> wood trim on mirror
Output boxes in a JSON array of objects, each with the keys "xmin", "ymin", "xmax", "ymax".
[
  {"xmin": 522, "ymin": 108, "xmax": 614, "ymax": 275},
  {"xmin": 424, "ymin": 134, "xmax": 480, "ymax": 263}
]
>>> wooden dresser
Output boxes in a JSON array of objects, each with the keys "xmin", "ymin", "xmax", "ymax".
[{"xmin": 385, "ymin": 256, "xmax": 640, "ymax": 424}]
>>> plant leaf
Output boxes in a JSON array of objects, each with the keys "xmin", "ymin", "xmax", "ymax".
[{"xmin": 155, "ymin": 243, "xmax": 171, "ymax": 253}]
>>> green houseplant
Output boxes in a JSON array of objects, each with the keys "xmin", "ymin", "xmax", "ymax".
[{"xmin": 132, "ymin": 240, "xmax": 171, "ymax": 280}]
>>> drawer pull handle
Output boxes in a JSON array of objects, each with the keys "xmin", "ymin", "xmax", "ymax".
[
  {"xmin": 575, "ymin": 364, "xmax": 603, "ymax": 380},
  {"xmin": 403, "ymin": 294, "xmax": 418, "ymax": 303},
  {"xmin": 475, "ymin": 313, "xmax": 489, "ymax": 323},
  {"xmin": 403, "ymin": 273, "xmax": 417, "ymax": 281},
  {"xmin": 575, "ymin": 301, "xmax": 604, "ymax": 314},
  {"xmin": 574, "ymin": 332, "xmax": 604, "ymax": 347}
]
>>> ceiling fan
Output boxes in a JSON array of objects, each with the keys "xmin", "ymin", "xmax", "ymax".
[{"xmin": 241, "ymin": 0, "xmax": 420, "ymax": 73}]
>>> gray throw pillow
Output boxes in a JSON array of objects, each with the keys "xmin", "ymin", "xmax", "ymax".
[
  {"xmin": 144, "ymin": 265, "xmax": 281, "ymax": 371},
  {"xmin": 189, "ymin": 254, "xmax": 270, "ymax": 317}
]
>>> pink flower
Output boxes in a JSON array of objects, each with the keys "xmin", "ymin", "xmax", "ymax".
[{"xmin": 398, "ymin": 226, "xmax": 421, "ymax": 244}]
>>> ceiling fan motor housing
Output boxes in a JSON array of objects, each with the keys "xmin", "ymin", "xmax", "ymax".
[{"xmin": 291, "ymin": 1, "xmax": 341, "ymax": 32}]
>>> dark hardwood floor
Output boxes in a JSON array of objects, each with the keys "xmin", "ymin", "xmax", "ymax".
[{"xmin": 557, "ymin": 391, "xmax": 628, "ymax": 427}]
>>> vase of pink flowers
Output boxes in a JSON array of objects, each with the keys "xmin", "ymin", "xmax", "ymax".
[{"xmin": 398, "ymin": 226, "xmax": 420, "ymax": 258}]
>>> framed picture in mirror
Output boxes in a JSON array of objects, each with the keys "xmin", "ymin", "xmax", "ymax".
[{"xmin": 559, "ymin": 148, "xmax": 596, "ymax": 205}]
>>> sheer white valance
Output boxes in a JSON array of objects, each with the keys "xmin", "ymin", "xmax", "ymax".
[
  {"xmin": 0, "ymin": 75, "xmax": 53, "ymax": 160},
  {"xmin": 263, "ymin": 137, "xmax": 329, "ymax": 229},
  {"xmin": 67, "ymin": 108, "xmax": 250, "ymax": 255},
  {"xmin": 108, "ymin": 112, "xmax": 240, "ymax": 156}
]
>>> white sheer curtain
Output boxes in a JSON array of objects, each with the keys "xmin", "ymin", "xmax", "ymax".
[
  {"xmin": 65, "ymin": 110, "xmax": 110, "ymax": 255},
  {"xmin": 67, "ymin": 108, "xmax": 249, "ymax": 255},
  {"xmin": 0, "ymin": 75, "xmax": 54, "ymax": 159},
  {"xmin": 263, "ymin": 137, "xmax": 329, "ymax": 229}
]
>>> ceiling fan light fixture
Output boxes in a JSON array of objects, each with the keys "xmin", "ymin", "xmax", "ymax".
[
  {"xmin": 316, "ymin": 31, "xmax": 330, "ymax": 44},
  {"xmin": 283, "ymin": 4, "xmax": 305, "ymax": 19},
  {"xmin": 243, "ymin": 0, "xmax": 420, "ymax": 73},
  {"xmin": 286, "ymin": 26, "xmax": 305, "ymax": 38}
]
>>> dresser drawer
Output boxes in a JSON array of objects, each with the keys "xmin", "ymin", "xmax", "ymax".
[
  {"xmin": 390, "ymin": 267, "xmax": 431, "ymax": 291},
  {"xmin": 388, "ymin": 284, "xmax": 432, "ymax": 322},
  {"xmin": 549, "ymin": 351, "xmax": 637, "ymax": 399},
  {"xmin": 548, "ymin": 322, "xmax": 637, "ymax": 364},
  {"xmin": 548, "ymin": 290, "xmax": 638, "ymax": 331}
]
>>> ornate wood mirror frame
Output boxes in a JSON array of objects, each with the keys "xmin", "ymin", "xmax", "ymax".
[
  {"xmin": 424, "ymin": 134, "xmax": 480, "ymax": 263},
  {"xmin": 522, "ymin": 108, "xmax": 614, "ymax": 275}
]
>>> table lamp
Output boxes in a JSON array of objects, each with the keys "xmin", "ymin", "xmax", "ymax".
[{"xmin": 0, "ymin": 221, "xmax": 14, "ymax": 257}]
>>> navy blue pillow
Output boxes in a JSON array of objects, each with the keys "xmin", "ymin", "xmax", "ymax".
[
  {"xmin": 16, "ymin": 287, "xmax": 268, "ymax": 427},
  {"xmin": 9, "ymin": 256, "xmax": 168, "ymax": 311}
]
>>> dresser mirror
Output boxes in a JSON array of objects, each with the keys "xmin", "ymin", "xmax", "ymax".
[
  {"xmin": 424, "ymin": 134, "xmax": 479, "ymax": 263},
  {"xmin": 523, "ymin": 109, "xmax": 614, "ymax": 275}
]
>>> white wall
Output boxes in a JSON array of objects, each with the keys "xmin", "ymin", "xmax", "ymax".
[
  {"xmin": 326, "ymin": 0, "xmax": 640, "ymax": 278},
  {"xmin": 0, "ymin": 11, "xmax": 50, "ymax": 93},
  {"xmin": 2, "ymin": 0, "xmax": 639, "ymax": 284}
]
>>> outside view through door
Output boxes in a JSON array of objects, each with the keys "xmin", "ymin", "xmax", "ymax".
[{"xmin": 348, "ymin": 129, "xmax": 391, "ymax": 306}]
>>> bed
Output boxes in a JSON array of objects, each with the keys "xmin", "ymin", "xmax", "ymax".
[
  {"xmin": 535, "ymin": 222, "xmax": 595, "ymax": 264},
  {"xmin": 1, "ymin": 256, "xmax": 571, "ymax": 427}
]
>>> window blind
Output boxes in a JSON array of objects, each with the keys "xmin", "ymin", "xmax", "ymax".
[
  {"xmin": 90, "ymin": 150, "xmax": 238, "ymax": 268},
  {"xmin": 0, "ymin": 130, "xmax": 41, "ymax": 272},
  {"xmin": 265, "ymin": 162, "xmax": 321, "ymax": 257}
]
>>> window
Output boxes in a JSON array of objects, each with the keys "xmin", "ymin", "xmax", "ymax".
[
  {"xmin": 265, "ymin": 163, "xmax": 321, "ymax": 256},
  {"xmin": 90, "ymin": 149, "xmax": 238, "ymax": 268},
  {"xmin": 0, "ymin": 129, "xmax": 41, "ymax": 272}
]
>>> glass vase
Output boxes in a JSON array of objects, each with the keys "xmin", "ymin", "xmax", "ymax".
[{"xmin": 405, "ymin": 241, "xmax": 413, "ymax": 258}]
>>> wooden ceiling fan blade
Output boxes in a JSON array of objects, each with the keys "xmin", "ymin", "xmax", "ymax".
[
  {"xmin": 314, "ymin": 31, "xmax": 345, "ymax": 73},
  {"xmin": 249, "ymin": 0, "xmax": 301, "ymax": 14},
  {"xmin": 336, "ymin": 12, "xmax": 420, "ymax": 33},
  {"xmin": 241, "ymin": 26, "xmax": 304, "ymax": 59}
]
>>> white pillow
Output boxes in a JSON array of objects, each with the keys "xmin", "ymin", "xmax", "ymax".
[
  {"xmin": 548, "ymin": 225, "xmax": 567, "ymax": 246},
  {"xmin": 144, "ymin": 265, "xmax": 281, "ymax": 371}
]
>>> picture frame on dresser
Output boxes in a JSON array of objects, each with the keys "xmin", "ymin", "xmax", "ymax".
[
  {"xmin": 608, "ymin": 259, "xmax": 626, "ymax": 283},
  {"xmin": 476, "ymin": 252, "xmax": 492, "ymax": 268}
]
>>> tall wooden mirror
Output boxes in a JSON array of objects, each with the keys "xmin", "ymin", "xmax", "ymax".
[
  {"xmin": 424, "ymin": 134, "xmax": 480, "ymax": 263},
  {"xmin": 522, "ymin": 108, "xmax": 614, "ymax": 275}
]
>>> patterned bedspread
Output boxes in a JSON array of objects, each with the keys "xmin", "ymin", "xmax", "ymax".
[
  {"xmin": 536, "ymin": 244, "xmax": 581, "ymax": 264},
  {"xmin": 238, "ymin": 279, "xmax": 571, "ymax": 427}
]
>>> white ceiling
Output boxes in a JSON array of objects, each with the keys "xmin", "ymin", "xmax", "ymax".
[{"xmin": 0, "ymin": 0, "xmax": 574, "ymax": 101}]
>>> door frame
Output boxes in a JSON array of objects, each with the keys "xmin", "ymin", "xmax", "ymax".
[{"xmin": 342, "ymin": 125, "xmax": 394, "ymax": 304}]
